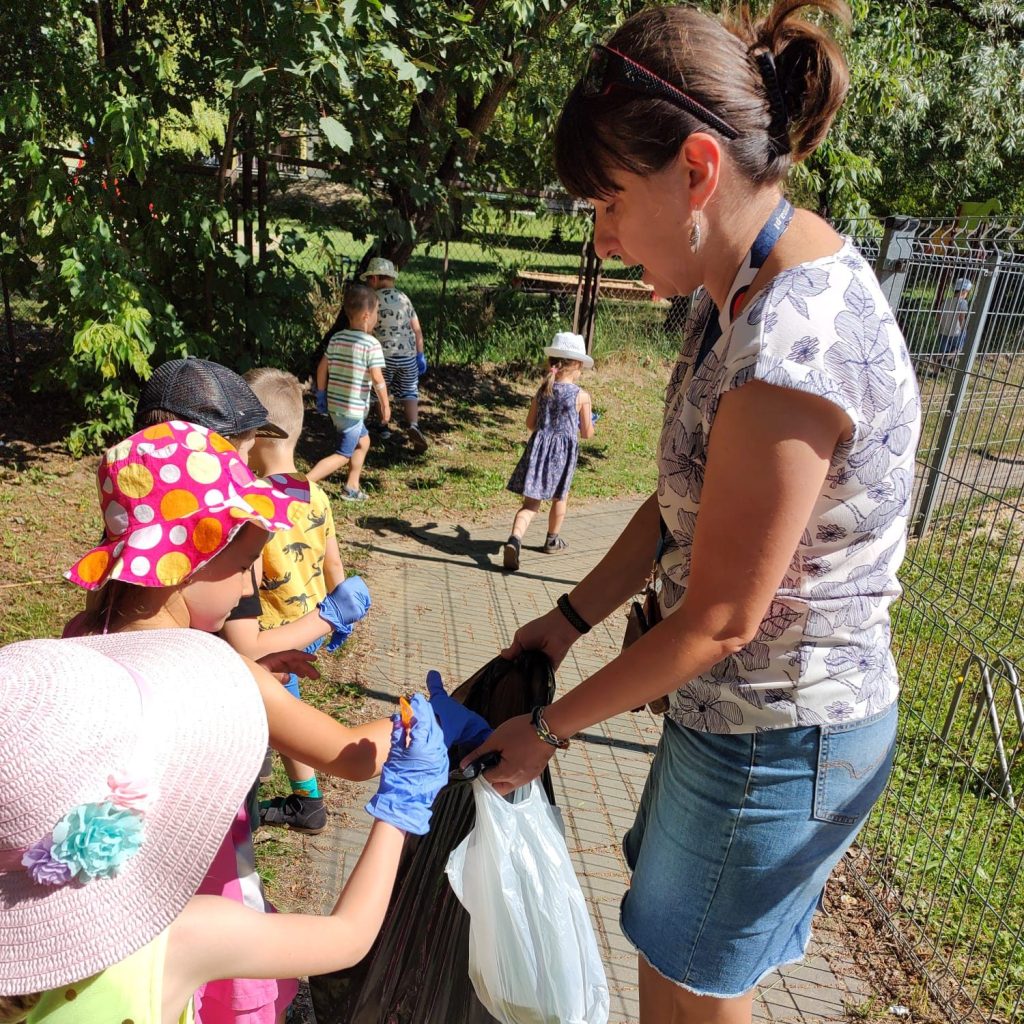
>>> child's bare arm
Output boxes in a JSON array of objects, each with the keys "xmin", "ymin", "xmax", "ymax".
[
  {"xmin": 323, "ymin": 535, "xmax": 345, "ymax": 590},
  {"xmin": 246, "ymin": 656, "xmax": 391, "ymax": 779},
  {"xmin": 221, "ymin": 613, "xmax": 329, "ymax": 661},
  {"xmin": 316, "ymin": 355, "xmax": 328, "ymax": 392},
  {"xmin": 525, "ymin": 395, "xmax": 539, "ymax": 432},
  {"xmin": 411, "ymin": 315, "xmax": 424, "ymax": 354},
  {"xmin": 370, "ymin": 366, "xmax": 391, "ymax": 423},
  {"xmin": 169, "ymin": 820, "xmax": 405, "ymax": 995},
  {"xmin": 577, "ymin": 389, "xmax": 596, "ymax": 439}
]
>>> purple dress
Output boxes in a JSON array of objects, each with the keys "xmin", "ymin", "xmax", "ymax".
[{"xmin": 507, "ymin": 382, "xmax": 580, "ymax": 501}]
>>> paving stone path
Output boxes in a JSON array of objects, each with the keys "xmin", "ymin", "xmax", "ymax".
[{"xmin": 303, "ymin": 497, "xmax": 874, "ymax": 1023}]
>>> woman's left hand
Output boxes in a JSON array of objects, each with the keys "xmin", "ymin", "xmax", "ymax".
[{"xmin": 461, "ymin": 713, "xmax": 556, "ymax": 796}]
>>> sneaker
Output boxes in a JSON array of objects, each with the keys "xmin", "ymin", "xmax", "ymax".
[
  {"xmin": 502, "ymin": 536, "xmax": 521, "ymax": 571},
  {"xmin": 543, "ymin": 534, "xmax": 568, "ymax": 554},
  {"xmin": 259, "ymin": 746, "xmax": 274, "ymax": 783},
  {"xmin": 407, "ymin": 424, "xmax": 429, "ymax": 453},
  {"xmin": 258, "ymin": 794, "xmax": 327, "ymax": 835},
  {"xmin": 342, "ymin": 487, "xmax": 369, "ymax": 502}
]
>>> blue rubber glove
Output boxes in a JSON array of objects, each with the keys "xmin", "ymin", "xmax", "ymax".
[
  {"xmin": 590, "ymin": 411, "xmax": 600, "ymax": 423},
  {"xmin": 426, "ymin": 669, "xmax": 492, "ymax": 750},
  {"xmin": 416, "ymin": 352, "xmax": 428, "ymax": 376},
  {"xmin": 318, "ymin": 576, "xmax": 371, "ymax": 651},
  {"xmin": 365, "ymin": 693, "xmax": 449, "ymax": 835},
  {"xmin": 315, "ymin": 388, "xmax": 328, "ymax": 415}
]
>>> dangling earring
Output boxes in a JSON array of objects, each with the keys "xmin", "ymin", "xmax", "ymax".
[{"xmin": 689, "ymin": 212, "xmax": 703, "ymax": 254}]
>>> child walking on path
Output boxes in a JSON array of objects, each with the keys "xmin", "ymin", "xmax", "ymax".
[
  {"xmin": 503, "ymin": 331, "xmax": 596, "ymax": 572},
  {"xmin": 310, "ymin": 283, "xmax": 391, "ymax": 500},
  {"xmin": 0, "ymin": 629, "xmax": 449, "ymax": 1024},
  {"xmin": 361, "ymin": 257, "xmax": 429, "ymax": 453}
]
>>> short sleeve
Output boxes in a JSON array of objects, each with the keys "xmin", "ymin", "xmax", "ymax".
[
  {"xmin": 718, "ymin": 265, "xmax": 873, "ymax": 441},
  {"xmin": 322, "ymin": 491, "xmax": 336, "ymax": 540},
  {"xmin": 367, "ymin": 340, "xmax": 386, "ymax": 369}
]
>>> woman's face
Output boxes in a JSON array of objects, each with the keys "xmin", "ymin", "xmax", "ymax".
[
  {"xmin": 589, "ymin": 164, "xmax": 695, "ymax": 299},
  {"xmin": 179, "ymin": 523, "xmax": 268, "ymax": 632}
]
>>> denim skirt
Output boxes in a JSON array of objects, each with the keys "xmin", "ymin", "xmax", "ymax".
[{"xmin": 620, "ymin": 703, "xmax": 897, "ymax": 997}]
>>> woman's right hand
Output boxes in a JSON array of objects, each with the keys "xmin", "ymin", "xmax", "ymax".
[{"xmin": 502, "ymin": 605, "xmax": 582, "ymax": 671}]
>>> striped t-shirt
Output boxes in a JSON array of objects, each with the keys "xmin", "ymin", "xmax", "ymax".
[{"xmin": 325, "ymin": 328, "xmax": 386, "ymax": 419}]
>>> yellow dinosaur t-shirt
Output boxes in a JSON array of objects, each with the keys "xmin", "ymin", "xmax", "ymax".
[{"xmin": 258, "ymin": 477, "xmax": 335, "ymax": 630}]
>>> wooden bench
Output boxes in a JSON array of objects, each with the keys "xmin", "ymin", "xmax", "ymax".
[{"xmin": 512, "ymin": 270, "xmax": 666, "ymax": 304}]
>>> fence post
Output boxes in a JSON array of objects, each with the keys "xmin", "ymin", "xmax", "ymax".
[
  {"xmin": 913, "ymin": 248, "xmax": 1003, "ymax": 536},
  {"xmin": 434, "ymin": 237, "xmax": 450, "ymax": 364},
  {"xmin": 873, "ymin": 215, "xmax": 918, "ymax": 311}
]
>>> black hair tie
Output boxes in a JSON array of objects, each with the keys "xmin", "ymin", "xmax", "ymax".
[{"xmin": 753, "ymin": 50, "xmax": 790, "ymax": 157}]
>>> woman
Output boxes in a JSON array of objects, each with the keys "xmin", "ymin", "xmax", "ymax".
[{"xmin": 465, "ymin": 2, "xmax": 921, "ymax": 1022}]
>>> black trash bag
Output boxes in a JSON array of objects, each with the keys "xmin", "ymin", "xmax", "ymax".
[{"xmin": 309, "ymin": 651, "xmax": 556, "ymax": 1024}]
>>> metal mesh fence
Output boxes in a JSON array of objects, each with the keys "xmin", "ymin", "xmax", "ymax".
[
  {"xmin": 279, "ymin": 185, "xmax": 675, "ymax": 365},
  {"xmin": 846, "ymin": 216, "xmax": 1024, "ymax": 1024}
]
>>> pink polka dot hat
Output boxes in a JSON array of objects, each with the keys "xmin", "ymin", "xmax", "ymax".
[{"xmin": 66, "ymin": 420, "xmax": 310, "ymax": 590}]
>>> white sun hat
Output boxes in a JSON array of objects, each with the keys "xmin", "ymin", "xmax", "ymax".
[
  {"xmin": 360, "ymin": 257, "xmax": 399, "ymax": 281},
  {"xmin": 0, "ymin": 629, "xmax": 267, "ymax": 995},
  {"xmin": 544, "ymin": 331, "xmax": 594, "ymax": 369}
]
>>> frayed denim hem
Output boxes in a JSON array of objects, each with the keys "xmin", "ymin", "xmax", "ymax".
[{"xmin": 621, "ymin": 916, "xmax": 817, "ymax": 1001}]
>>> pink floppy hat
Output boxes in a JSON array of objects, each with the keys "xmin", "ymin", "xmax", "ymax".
[
  {"xmin": 66, "ymin": 420, "xmax": 310, "ymax": 590},
  {"xmin": 0, "ymin": 629, "xmax": 268, "ymax": 995}
]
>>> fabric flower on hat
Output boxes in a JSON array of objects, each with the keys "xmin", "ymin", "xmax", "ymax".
[
  {"xmin": 49, "ymin": 801, "xmax": 145, "ymax": 883},
  {"xmin": 107, "ymin": 771, "xmax": 154, "ymax": 811},
  {"xmin": 22, "ymin": 838, "xmax": 74, "ymax": 887}
]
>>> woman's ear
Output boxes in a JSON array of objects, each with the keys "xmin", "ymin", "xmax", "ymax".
[{"xmin": 677, "ymin": 132, "xmax": 722, "ymax": 214}]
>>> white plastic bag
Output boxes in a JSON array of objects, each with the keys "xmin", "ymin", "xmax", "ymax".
[{"xmin": 445, "ymin": 778, "xmax": 610, "ymax": 1024}]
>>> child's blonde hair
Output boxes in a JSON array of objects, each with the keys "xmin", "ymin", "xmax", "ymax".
[
  {"xmin": 538, "ymin": 357, "xmax": 583, "ymax": 398},
  {"xmin": 244, "ymin": 368, "xmax": 304, "ymax": 445}
]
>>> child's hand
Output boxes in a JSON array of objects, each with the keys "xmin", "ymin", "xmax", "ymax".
[
  {"xmin": 416, "ymin": 352, "xmax": 428, "ymax": 376},
  {"xmin": 590, "ymin": 411, "xmax": 600, "ymax": 423},
  {"xmin": 319, "ymin": 576, "xmax": 371, "ymax": 627},
  {"xmin": 318, "ymin": 576, "xmax": 370, "ymax": 652},
  {"xmin": 315, "ymin": 389, "xmax": 329, "ymax": 415},
  {"xmin": 426, "ymin": 669, "xmax": 492, "ymax": 750},
  {"xmin": 365, "ymin": 693, "xmax": 449, "ymax": 835}
]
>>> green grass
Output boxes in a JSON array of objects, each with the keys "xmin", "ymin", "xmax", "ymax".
[
  {"xmin": 292, "ymin": 355, "xmax": 667, "ymax": 524},
  {"xmin": 862, "ymin": 497, "xmax": 1024, "ymax": 1020},
  {"xmin": 277, "ymin": 199, "xmax": 672, "ymax": 367}
]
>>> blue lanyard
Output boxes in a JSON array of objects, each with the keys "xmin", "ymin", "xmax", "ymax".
[{"xmin": 694, "ymin": 196, "xmax": 795, "ymax": 372}]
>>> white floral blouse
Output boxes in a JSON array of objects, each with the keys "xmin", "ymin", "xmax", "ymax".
[{"xmin": 657, "ymin": 241, "xmax": 921, "ymax": 734}]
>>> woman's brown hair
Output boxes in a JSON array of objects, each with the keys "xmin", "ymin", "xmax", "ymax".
[{"xmin": 555, "ymin": 0, "xmax": 850, "ymax": 199}]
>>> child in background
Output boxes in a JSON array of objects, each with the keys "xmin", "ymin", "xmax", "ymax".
[
  {"xmin": 503, "ymin": 332, "xmax": 596, "ymax": 573},
  {"xmin": 0, "ymin": 630, "xmax": 449, "ymax": 1024},
  {"xmin": 936, "ymin": 277, "xmax": 973, "ymax": 369},
  {"xmin": 223, "ymin": 367, "xmax": 367, "ymax": 835},
  {"xmin": 58, "ymin": 421, "xmax": 489, "ymax": 1024},
  {"xmin": 310, "ymin": 283, "xmax": 391, "ymax": 500},
  {"xmin": 361, "ymin": 257, "xmax": 429, "ymax": 453}
]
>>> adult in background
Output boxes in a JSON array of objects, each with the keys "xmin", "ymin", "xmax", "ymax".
[{"xmin": 466, "ymin": 2, "xmax": 921, "ymax": 1022}]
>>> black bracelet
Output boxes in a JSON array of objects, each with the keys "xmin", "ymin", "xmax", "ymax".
[{"xmin": 556, "ymin": 593, "xmax": 591, "ymax": 635}]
